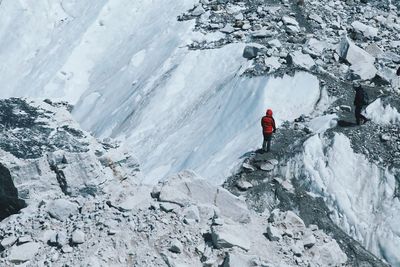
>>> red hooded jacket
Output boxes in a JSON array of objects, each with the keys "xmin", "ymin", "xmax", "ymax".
[{"xmin": 261, "ymin": 109, "xmax": 276, "ymax": 135}]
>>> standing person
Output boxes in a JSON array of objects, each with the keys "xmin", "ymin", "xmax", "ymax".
[
  {"xmin": 261, "ymin": 109, "xmax": 276, "ymax": 152},
  {"xmin": 353, "ymin": 83, "xmax": 369, "ymax": 125}
]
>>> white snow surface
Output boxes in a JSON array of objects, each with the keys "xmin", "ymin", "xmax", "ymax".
[
  {"xmin": 365, "ymin": 98, "xmax": 400, "ymax": 125},
  {"xmin": 0, "ymin": 0, "xmax": 321, "ymax": 184},
  {"xmin": 288, "ymin": 133, "xmax": 400, "ymax": 266}
]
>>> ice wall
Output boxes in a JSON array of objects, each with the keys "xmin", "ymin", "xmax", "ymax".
[{"xmin": 290, "ymin": 133, "xmax": 400, "ymax": 266}]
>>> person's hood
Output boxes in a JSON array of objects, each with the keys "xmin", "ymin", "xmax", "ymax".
[{"xmin": 266, "ymin": 109, "xmax": 273, "ymax": 116}]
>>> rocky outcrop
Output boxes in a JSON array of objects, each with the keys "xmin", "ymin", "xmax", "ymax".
[{"xmin": 0, "ymin": 163, "xmax": 25, "ymax": 221}]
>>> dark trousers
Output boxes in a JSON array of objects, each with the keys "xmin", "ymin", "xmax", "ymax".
[
  {"xmin": 355, "ymin": 106, "xmax": 367, "ymax": 125},
  {"xmin": 262, "ymin": 133, "xmax": 272, "ymax": 152}
]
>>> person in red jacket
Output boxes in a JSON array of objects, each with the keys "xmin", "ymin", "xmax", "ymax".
[{"xmin": 261, "ymin": 109, "xmax": 276, "ymax": 152}]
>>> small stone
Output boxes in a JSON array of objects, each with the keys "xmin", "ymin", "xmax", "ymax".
[
  {"xmin": 169, "ymin": 239, "xmax": 183, "ymax": 254},
  {"xmin": 242, "ymin": 162, "xmax": 256, "ymax": 171},
  {"xmin": 236, "ymin": 180, "xmax": 253, "ymax": 191},
  {"xmin": 260, "ymin": 163, "xmax": 275, "ymax": 171}
]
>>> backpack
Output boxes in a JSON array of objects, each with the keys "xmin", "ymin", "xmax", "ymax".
[{"xmin": 362, "ymin": 90, "xmax": 369, "ymax": 106}]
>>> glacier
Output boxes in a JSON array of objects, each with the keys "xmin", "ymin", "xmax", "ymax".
[{"xmin": 0, "ymin": 0, "xmax": 321, "ymax": 184}]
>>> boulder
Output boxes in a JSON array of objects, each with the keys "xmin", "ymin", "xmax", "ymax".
[
  {"xmin": 303, "ymin": 38, "xmax": 326, "ymax": 57},
  {"xmin": 336, "ymin": 35, "xmax": 377, "ymax": 80},
  {"xmin": 267, "ymin": 39, "xmax": 282, "ymax": 48},
  {"xmin": 47, "ymin": 199, "xmax": 79, "ymax": 221},
  {"xmin": 211, "ymin": 222, "xmax": 251, "ymax": 251},
  {"xmin": 8, "ymin": 242, "xmax": 41, "ymax": 264},
  {"xmin": 264, "ymin": 57, "xmax": 282, "ymax": 72},
  {"xmin": 1, "ymin": 236, "xmax": 17, "ymax": 248},
  {"xmin": 169, "ymin": 239, "xmax": 183, "ymax": 253},
  {"xmin": 282, "ymin": 16, "xmax": 299, "ymax": 27},
  {"xmin": 309, "ymin": 14, "xmax": 323, "ymax": 24},
  {"xmin": 243, "ymin": 45, "xmax": 263, "ymax": 60},
  {"xmin": 351, "ymin": 21, "xmax": 378, "ymax": 38},
  {"xmin": 236, "ymin": 180, "xmax": 253, "ymax": 191},
  {"xmin": 222, "ymin": 251, "xmax": 254, "ymax": 267},
  {"xmin": 191, "ymin": 5, "xmax": 205, "ymax": 16},
  {"xmin": 220, "ymin": 24, "xmax": 235, "ymax": 34},
  {"xmin": 302, "ymin": 234, "xmax": 316, "ymax": 248},
  {"xmin": 287, "ymin": 51, "xmax": 316, "ymax": 70},
  {"xmin": 251, "ymin": 29, "xmax": 274, "ymax": 38},
  {"xmin": 156, "ymin": 171, "xmax": 250, "ymax": 223},
  {"xmin": 182, "ymin": 205, "xmax": 200, "ymax": 223},
  {"xmin": 365, "ymin": 43, "xmax": 383, "ymax": 57},
  {"xmin": 282, "ymin": 211, "xmax": 306, "ymax": 235},
  {"xmin": 260, "ymin": 162, "xmax": 274, "ymax": 171},
  {"xmin": 71, "ymin": 230, "xmax": 85, "ymax": 244},
  {"xmin": 266, "ymin": 225, "xmax": 282, "ymax": 241},
  {"xmin": 309, "ymin": 240, "xmax": 347, "ymax": 265}
]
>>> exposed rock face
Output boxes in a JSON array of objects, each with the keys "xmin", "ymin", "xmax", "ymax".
[{"xmin": 0, "ymin": 163, "xmax": 25, "ymax": 221}]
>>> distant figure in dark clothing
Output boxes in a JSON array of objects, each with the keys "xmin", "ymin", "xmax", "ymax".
[
  {"xmin": 353, "ymin": 83, "xmax": 369, "ymax": 125},
  {"xmin": 261, "ymin": 109, "xmax": 276, "ymax": 152},
  {"xmin": 397, "ymin": 66, "xmax": 400, "ymax": 76}
]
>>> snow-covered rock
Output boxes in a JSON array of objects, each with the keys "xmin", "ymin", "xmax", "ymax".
[{"xmin": 337, "ymin": 35, "xmax": 377, "ymax": 80}]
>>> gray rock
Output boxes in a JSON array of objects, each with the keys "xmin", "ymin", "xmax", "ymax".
[
  {"xmin": 160, "ymin": 202, "xmax": 180, "ymax": 212},
  {"xmin": 47, "ymin": 199, "xmax": 79, "ymax": 221},
  {"xmin": 287, "ymin": 51, "xmax": 316, "ymax": 70},
  {"xmin": 169, "ymin": 239, "xmax": 183, "ymax": 253},
  {"xmin": 220, "ymin": 24, "xmax": 235, "ymax": 34},
  {"xmin": 282, "ymin": 16, "xmax": 299, "ymax": 27},
  {"xmin": 1, "ymin": 236, "xmax": 17, "ymax": 248},
  {"xmin": 309, "ymin": 14, "xmax": 323, "ymax": 24},
  {"xmin": 266, "ymin": 225, "xmax": 282, "ymax": 241},
  {"xmin": 365, "ymin": 43, "xmax": 383, "ymax": 57},
  {"xmin": 243, "ymin": 46, "xmax": 260, "ymax": 60},
  {"xmin": 291, "ymin": 241, "xmax": 304, "ymax": 256},
  {"xmin": 56, "ymin": 232, "xmax": 68, "ymax": 247},
  {"xmin": 18, "ymin": 236, "xmax": 32, "ymax": 245},
  {"xmin": 192, "ymin": 5, "xmax": 205, "ymax": 16},
  {"xmin": 337, "ymin": 35, "xmax": 377, "ymax": 80},
  {"xmin": 267, "ymin": 39, "xmax": 282, "ymax": 48},
  {"xmin": 260, "ymin": 162, "xmax": 274, "ymax": 171},
  {"xmin": 71, "ymin": 230, "xmax": 85, "ymax": 244},
  {"xmin": 303, "ymin": 234, "xmax": 316, "ymax": 248},
  {"xmin": 236, "ymin": 180, "xmax": 253, "ymax": 191},
  {"xmin": 183, "ymin": 205, "xmax": 200, "ymax": 223},
  {"xmin": 9, "ymin": 242, "xmax": 41, "ymax": 264},
  {"xmin": 212, "ymin": 222, "xmax": 251, "ymax": 251},
  {"xmin": 351, "ymin": 21, "xmax": 378, "ymax": 38},
  {"xmin": 283, "ymin": 211, "xmax": 306, "ymax": 234}
]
